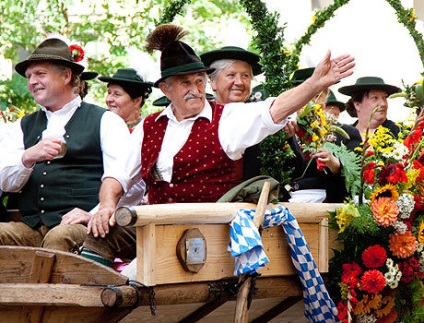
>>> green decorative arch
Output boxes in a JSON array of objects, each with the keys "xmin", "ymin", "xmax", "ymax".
[{"xmin": 157, "ymin": 0, "xmax": 424, "ymax": 185}]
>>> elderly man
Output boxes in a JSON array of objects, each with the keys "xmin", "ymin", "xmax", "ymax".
[
  {"xmin": 0, "ymin": 38, "xmax": 130, "ymax": 252},
  {"xmin": 339, "ymin": 76, "xmax": 401, "ymax": 138},
  {"xmin": 82, "ymin": 24, "xmax": 354, "ymax": 267}
]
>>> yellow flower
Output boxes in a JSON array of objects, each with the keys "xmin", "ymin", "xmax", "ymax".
[
  {"xmin": 418, "ymin": 221, "xmax": 424, "ymax": 245},
  {"xmin": 311, "ymin": 120, "xmax": 319, "ymax": 129},
  {"xmin": 335, "ymin": 202, "xmax": 359, "ymax": 233},
  {"xmin": 410, "ymin": 9, "xmax": 417, "ymax": 21},
  {"xmin": 370, "ymin": 184, "xmax": 399, "ymax": 203},
  {"xmin": 375, "ymin": 295, "xmax": 395, "ymax": 318}
]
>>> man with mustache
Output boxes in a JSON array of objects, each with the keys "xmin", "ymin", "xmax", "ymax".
[{"xmin": 81, "ymin": 24, "xmax": 355, "ymax": 268}]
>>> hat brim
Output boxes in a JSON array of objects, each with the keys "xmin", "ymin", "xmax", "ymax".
[
  {"xmin": 15, "ymin": 58, "xmax": 85, "ymax": 77},
  {"xmin": 81, "ymin": 71, "xmax": 99, "ymax": 81},
  {"xmin": 326, "ymin": 101, "xmax": 345, "ymax": 112},
  {"xmin": 338, "ymin": 84, "xmax": 401, "ymax": 96},
  {"xmin": 200, "ymin": 50, "xmax": 262, "ymax": 76},
  {"xmin": 98, "ymin": 76, "xmax": 153, "ymax": 88},
  {"xmin": 153, "ymin": 66, "xmax": 214, "ymax": 88}
]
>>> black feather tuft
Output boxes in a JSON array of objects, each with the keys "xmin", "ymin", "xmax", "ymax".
[{"xmin": 145, "ymin": 24, "xmax": 188, "ymax": 52}]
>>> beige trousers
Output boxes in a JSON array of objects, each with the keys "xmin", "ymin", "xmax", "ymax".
[{"xmin": 0, "ymin": 221, "xmax": 86, "ymax": 253}]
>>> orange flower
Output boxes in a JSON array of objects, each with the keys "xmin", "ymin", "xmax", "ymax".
[
  {"xmin": 388, "ymin": 231, "xmax": 418, "ymax": 258},
  {"xmin": 371, "ymin": 197, "xmax": 398, "ymax": 227}
]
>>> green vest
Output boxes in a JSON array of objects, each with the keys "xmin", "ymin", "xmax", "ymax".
[{"xmin": 16, "ymin": 102, "xmax": 106, "ymax": 228}]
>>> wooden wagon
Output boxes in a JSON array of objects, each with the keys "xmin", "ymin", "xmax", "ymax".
[{"xmin": 0, "ymin": 201, "xmax": 341, "ymax": 322}]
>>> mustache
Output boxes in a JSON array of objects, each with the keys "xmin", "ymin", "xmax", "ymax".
[{"xmin": 184, "ymin": 93, "xmax": 204, "ymax": 100}]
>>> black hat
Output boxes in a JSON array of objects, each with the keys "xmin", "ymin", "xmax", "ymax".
[
  {"xmin": 200, "ymin": 46, "xmax": 262, "ymax": 76},
  {"xmin": 15, "ymin": 38, "xmax": 85, "ymax": 77},
  {"xmin": 326, "ymin": 90, "xmax": 345, "ymax": 112},
  {"xmin": 338, "ymin": 76, "xmax": 401, "ymax": 96},
  {"xmin": 99, "ymin": 68, "xmax": 153, "ymax": 99},
  {"xmin": 145, "ymin": 24, "xmax": 214, "ymax": 87},
  {"xmin": 81, "ymin": 71, "xmax": 98, "ymax": 81},
  {"xmin": 291, "ymin": 67, "xmax": 315, "ymax": 86},
  {"xmin": 153, "ymin": 93, "xmax": 215, "ymax": 107}
]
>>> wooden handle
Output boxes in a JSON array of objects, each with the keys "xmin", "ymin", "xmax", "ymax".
[
  {"xmin": 234, "ymin": 181, "xmax": 271, "ymax": 323},
  {"xmin": 115, "ymin": 202, "xmax": 257, "ymax": 227},
  {"xmin": 115, "ymin": 202, "xmax": 342, "ymax": 227}
]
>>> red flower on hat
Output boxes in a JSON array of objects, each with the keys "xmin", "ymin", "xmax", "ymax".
[{"xmin": 69, "ymin": 44, "xmax": 84, "ymax": 62}]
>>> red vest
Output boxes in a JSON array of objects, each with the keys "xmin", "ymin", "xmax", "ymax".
[{"xmin": 141, "ymin": 101, "xmax": 243, "ymax": 204}]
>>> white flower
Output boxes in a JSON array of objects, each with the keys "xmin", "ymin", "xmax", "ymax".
[
  {"xmin": 382, "ymin": 141, "xmax": 408, "ymax": 161},
  {"xmin": 392, "ymin": 220, "xmax": 408, "ymax": 234},
  {"xmin": 356, "ymin": 314, "xmax": 377, "ymax": 323},
  {"xmin": 396, "ymin": 193, "xmax": 415, "ymax": 219}
]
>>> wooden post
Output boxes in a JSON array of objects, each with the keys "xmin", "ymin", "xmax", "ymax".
[
  {"xmin": 20, "ymin": 250, "xmax": 55, "ymax": 323},
  {"xmin": 234, "ymin": 181, "xmax": 271, "ymax": 323}
]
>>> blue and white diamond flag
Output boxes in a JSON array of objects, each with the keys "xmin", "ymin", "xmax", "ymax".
[{"xmin": 228, "ymin": 205, "xmax": 338, "ymax": 323}]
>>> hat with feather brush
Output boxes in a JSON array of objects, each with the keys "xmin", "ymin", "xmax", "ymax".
[{"xmin": 145, "ymin": 24, "xmax": 215, "ymax": 87}]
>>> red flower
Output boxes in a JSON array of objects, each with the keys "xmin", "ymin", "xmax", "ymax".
[
  {"xmin": 336, "ymin": 301, "xmax": 347, "ymax": 320},
  {"xmin": 386, "ymin": 163, "xmax": 408, "ymax": 183},
  {"xmin": 399, "ymin": 258, "xmax": 420, "ymax": 283},
  {"xmin": 404, "ymin": 128, "xmax": 422, "ymax": 151},
  {"xmin": 360, "ymin": 269, "xmax": 386, "ymax": 293},
  {"xmin": 413, "ymin": 159, "xmax": 424, "ymax": 181},
  {"xmin": 69, "ymin": 44, "xmax": 85, "ymax": 62},
  {"xmin": 316, "ymin": 159, "xmax": 326, "ymax": 171},
  {"xmin": 362, "ymin": 245, "xmax": 387, "ymax": 269},
  {"xmin": 342, "ymin": 262, "xmax": 362, "ymax": 287},
  {"xmin": 363, "ymin": 162, "xmax": 376, "ymax": 184},
  {"xmin": 295, "ymin": 127, "xmax": 307, "ymax": 140}
]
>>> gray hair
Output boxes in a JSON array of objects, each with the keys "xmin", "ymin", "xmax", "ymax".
[{"xmin": 208, "ymin": 59, "xmax": 253, "ymax": 81}]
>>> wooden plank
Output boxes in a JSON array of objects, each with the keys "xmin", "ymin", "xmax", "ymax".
[
  {"xmin": 137, "ymin": 223, "xmax": 156, "ymax": 286},
  {"xmin": 250, "ymin": 296, "xmax": 303, "ymax": 323},
  {"xmin": 0, "ymin": 306, "xmax": 131, "ymax": 323},
  {"xmin": 0, "ymin": 246, "xmax": 128, "ymax": 285},
  {"xmin": 20, "ymin": 250, "xmax": 56, "ymax": 323},
  {"xmin": 319, "ymin": 218, "xmax": 329, "ymax": 272},
  {"xmin": 137, "ymin": 223, "xmax": 321, "ymax": 285},
  {"xmin": 117, "ymin": 202, "xmax": 342, "ymax": 227},
  {"xmin": 0, "ymin": 284, "xmax": 106, "ymax": 307},
  {"xmin": 179, "ymin": 300, "xmax": 227, "ymax": 322}
]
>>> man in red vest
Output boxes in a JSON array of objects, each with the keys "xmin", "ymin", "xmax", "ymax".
[{"xmin": 81, "ymin": 24, "xmax": 355, "ymax": 267}]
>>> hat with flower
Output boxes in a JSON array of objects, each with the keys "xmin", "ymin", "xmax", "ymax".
[
  {"xmin": 200, "ymin": 46, "xmax": 262, "ymax": 76},
  {"xmin": 338, "ymin": 76, "xmax": 401, "ymax": 96},
  {"xmin": 99, "ymin": 68, "xmax": 153, "ymax": 99},
  {"xmin": 145, "ymin": 24, "xmax": 214, "ymax": 87},
  {"xmin": 15, "ymin": 38, "xmax": 85, "ymax": 77}
]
